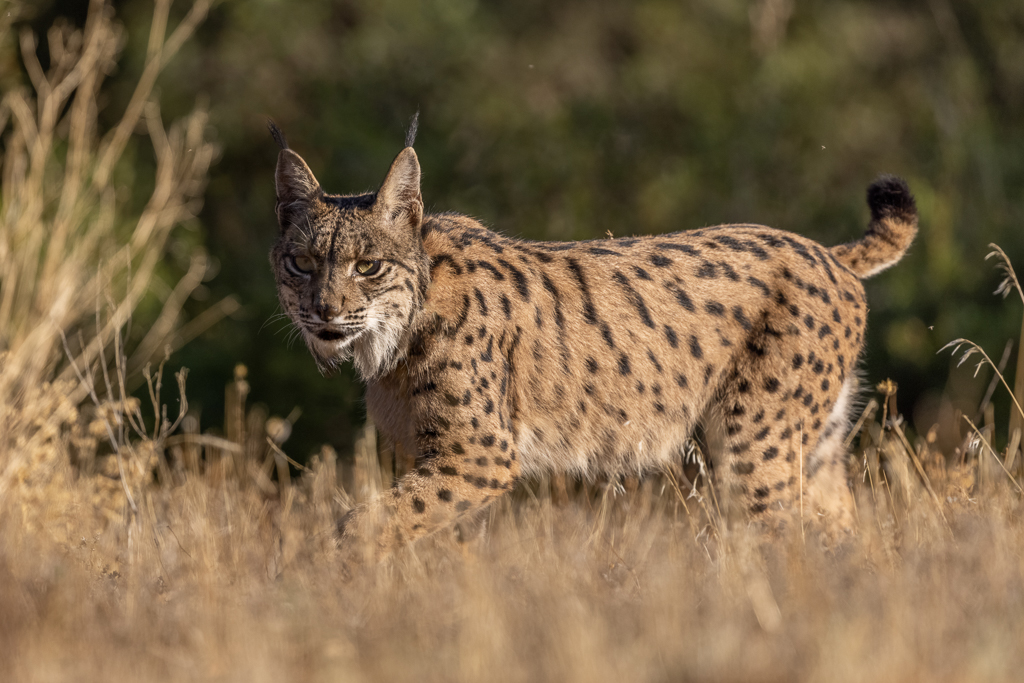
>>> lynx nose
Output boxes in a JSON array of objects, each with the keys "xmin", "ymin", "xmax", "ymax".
[{"xmin": 315, "ymin": 301, "xmax": 341, "ymax": 322}]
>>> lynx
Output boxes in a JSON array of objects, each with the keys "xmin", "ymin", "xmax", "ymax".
[{"xmin": 268, "ymin": 122, "xmax": 917, "ymax": 559}]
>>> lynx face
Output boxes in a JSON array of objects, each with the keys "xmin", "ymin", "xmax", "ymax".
[
  {"xmin": 269, "ymin": 124, "xmax": 917, "ymax": 563},
  {"xmin": 270, "ymin": 146, "xmax": 429, "ymax": 378}
]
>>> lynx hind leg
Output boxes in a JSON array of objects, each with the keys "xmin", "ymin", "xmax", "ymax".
[
  {"xmin": 801, "ymin": 378, "xmax": 857, "ymax": 538},
  {"xmin": 713, "ymin": 337, "xmax": 851, "ymax": 533}
]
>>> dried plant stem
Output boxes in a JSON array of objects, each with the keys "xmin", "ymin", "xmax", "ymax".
[
  {"xmin": 984, "ymin": 244, "xmax": 1024, "ymax": 442},
  {"xmin": 93, "ymin": 0, "xmax": 211, "ymax": 189},
  {"xmin": 59, "ymin": 328, "xmax": 138, "ymax": 514},
  {"xmin": 890, "ymin": 421, "xmax": 950, "ymax": 528},
  {"xmin": 963, "ymin": 416, "xmax": 1024, "ymax": 496},
  {"xmin": 1011, "ymin": 311, "xmax": 1024, "ymax": 453},
  {"xmin": 844, "ymin": 399, "xmax": 878, "ymax": 450},
  {"xmin": 942, "ymin": 339, "xmax": 1024, "ymax": 427}
]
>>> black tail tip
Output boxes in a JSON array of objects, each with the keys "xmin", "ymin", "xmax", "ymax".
[
  {"xmin": 867, "ymin": 174, "xmax": 916, "ymax": 223},
  {"xmin": 267, "ymin": 118, "xmax": 288, "ymax": 150}
]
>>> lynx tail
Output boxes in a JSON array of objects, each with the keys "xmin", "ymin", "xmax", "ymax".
[{"xmin": 831, "ymin": 175, "xmax": 918, "ymax": 279}]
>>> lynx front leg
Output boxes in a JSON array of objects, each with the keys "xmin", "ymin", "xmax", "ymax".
[{"xmin": 337, "ymin": 402, "xmax": 520, "ymax": 564}]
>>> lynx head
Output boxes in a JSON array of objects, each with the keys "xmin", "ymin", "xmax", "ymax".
[{"xmin": 269, "ymin": 124, "xmax": 430, "ymax": 379}]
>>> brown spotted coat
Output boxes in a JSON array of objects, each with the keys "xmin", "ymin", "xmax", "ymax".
[{"xmin": 269, "ymin": 128, "xmax": 917, "ymax": 559}]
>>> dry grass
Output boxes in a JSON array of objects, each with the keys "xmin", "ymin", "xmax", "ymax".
[
  {"xmin": 3, "ymin": 410, "xmax": 1024, "ymax": 683},
  {"xmin": 3, "ymin": 4, "xmax": 1024, "ymax": 682}
]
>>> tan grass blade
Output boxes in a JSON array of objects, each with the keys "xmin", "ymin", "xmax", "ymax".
[
  {"xmin": 963, "ymin": 416, "xmax": 1024, "ymax": 496},
  {"xmin": 941, "ymin": 339, "xmax": 1024, "ymax": 427}
]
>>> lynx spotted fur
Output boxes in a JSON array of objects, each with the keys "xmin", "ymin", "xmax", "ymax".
[{"xmin": 269, "ymin": 123, "xmax": 917, "ymax": 559}]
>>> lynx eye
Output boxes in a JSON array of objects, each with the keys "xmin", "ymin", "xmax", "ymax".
[
  {"xmin": 355, "ymin": 259, "xmax": 381, "ymax": 276},
  {"xmin": 290, "ymin": 254, "xmax": 316, "ymax": 274}
]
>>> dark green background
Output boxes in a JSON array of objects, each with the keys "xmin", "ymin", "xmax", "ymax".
[{"xmin": 18, "ymin": 0, "xmax": 1024, "ymax": 460}]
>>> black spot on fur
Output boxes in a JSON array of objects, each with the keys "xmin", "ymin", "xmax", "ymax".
[
  {"xmin": 664, "ymin": 325, "xmax": 679, "ymax": 348},
  {"xmin": 476, "ymin": 260, "xmax": 505, "ymax": 281},
  {"xmin": 688, "ymin": 335, "xmax": 704, "ymax": 360},
  {"xmin": 647, "ymin": 349, "xmax": 663, "ymax": 373},
  {"xmin": 632, "ymin": 266, "xmax": 652, "ymax": 280},
  {"xmin": 732, "ymin": 306, "xmax": 752, "ymax": 330},
  {"xmin": 664, "ymin": 281, "xmax": 696, "ymax": 312},
  {"xmin": 746, "ymin": 276, "xmax": 770, "ymax": 297},
  {"xmin": 474, "ymin": 288, "xmax": 489, "ymax": 316},
  {"xmin": 696, "ymin": 261, "xmax": 718, "ymax": 278},
  {"xmin": 613, "ymin": 271, "xmax": 655, "ymax": 328}
]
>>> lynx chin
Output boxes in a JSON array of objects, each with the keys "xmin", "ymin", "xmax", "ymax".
[{"xmin": 268, "ymin": 121, "xmax": 917, "ymax": 560}]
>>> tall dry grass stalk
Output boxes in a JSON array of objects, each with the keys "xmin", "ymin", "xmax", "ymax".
[
  {"xmin": 0, "ymin": 0, "xmax": 218, "ymax": 506},
  {"xmin": 2, "ymin": 5, "xmax": 1024, "ymax": 682}
]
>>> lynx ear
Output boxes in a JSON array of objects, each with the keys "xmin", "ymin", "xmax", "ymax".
[
  {"xmin": 275, "ymin": 149, "xmax": 320, "ymax": 228},
  {"xmin": 375, "ymin": 147, "xmax": 423, "ymax": 231}
]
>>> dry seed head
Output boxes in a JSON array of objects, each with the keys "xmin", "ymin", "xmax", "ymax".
[
  {"xmin": 266, "ymin": 416, "xmax": 293, "ymax": 444},
  {"xmin": 876, "ymin": 379, "xmax": 898, "ymax": 397},
  {"xmin": 986, "ymin": 243, "xmax": 1023, "ymax": 303}
]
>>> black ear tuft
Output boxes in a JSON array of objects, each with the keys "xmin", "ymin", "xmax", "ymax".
[
  {"xmin": 867, "ymin": 174, "xmax": 917, "ymax": 224},
  {"xmin": 404, "ymin": 110, "xmax": 419, "ymax": 149},
  {"xmin": 268, "ymin": 119, "xmax": 289, "ymax": 150}
]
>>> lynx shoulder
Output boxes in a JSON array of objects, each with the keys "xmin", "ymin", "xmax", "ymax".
[{"xmin": 268, "ymin": 123, "xmax": 917, "ymax": 557}]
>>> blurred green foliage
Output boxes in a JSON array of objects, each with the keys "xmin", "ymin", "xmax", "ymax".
[{"xmin": 17, "ymin": 0, "xmax": 1024, "ymax": 460}]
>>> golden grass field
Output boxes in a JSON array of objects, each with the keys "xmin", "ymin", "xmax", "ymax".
[{"xmin": 2, "ymin": 4, "xmax": 1024, "ymax": 681}]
